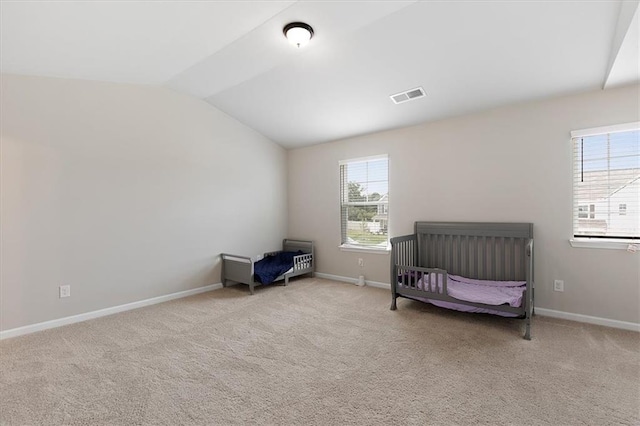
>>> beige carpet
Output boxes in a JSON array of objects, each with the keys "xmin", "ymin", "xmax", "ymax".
[{"xmin": 1, "ymin": 278, "xmax": 639, "ymax": 425}]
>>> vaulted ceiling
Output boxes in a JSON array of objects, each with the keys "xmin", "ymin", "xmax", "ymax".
[{"xmin": 2, "ymin": 1, "xmax": 638, "ymax": 148}]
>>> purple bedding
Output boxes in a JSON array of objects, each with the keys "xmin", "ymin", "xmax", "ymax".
[{"xmin": 399, "ymin": 274, "xmax": 526, "ymax": 317}]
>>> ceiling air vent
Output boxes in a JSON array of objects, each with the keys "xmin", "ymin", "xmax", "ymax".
[{"xmin": 390, "ymin": 87, "xmax": 426, "ymax": 104}]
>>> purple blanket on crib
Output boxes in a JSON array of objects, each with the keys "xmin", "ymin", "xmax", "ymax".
[{"xmin": 399, "ymin": 274, "xmax": 526, "ymax": 317}]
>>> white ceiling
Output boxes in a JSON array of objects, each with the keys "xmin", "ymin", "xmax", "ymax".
[
  {"xmin": 0, "ymin": 1, "xmax": 295, "ymax": 84},
  {"xmin": 2, "ymin": 0, "xmax": 638, "ymax": 149}
]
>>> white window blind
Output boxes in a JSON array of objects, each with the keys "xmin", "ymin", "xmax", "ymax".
[
  {"xmin": 572, "ymin": 123, "xmax": 639, "ymax": 240},
  {"xmin": 339, "ymin": 155, "xmax": 389, "ymax": 249}
]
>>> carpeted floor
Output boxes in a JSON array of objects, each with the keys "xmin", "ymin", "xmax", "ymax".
[{"xmin": 1, "ymin": 278, "xmax": 639, "ymax": 425}]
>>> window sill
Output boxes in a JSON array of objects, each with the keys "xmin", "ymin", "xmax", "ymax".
[
  {"xmin": 339, "ymin": 244, "xmax": 390, "ymax": 254},
  {"xmin": 569, "ymin": 239, "xmax": 639, "ymax": 252}
]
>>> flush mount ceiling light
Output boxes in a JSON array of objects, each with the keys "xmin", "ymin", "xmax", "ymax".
[{"xmin": 283, "ymin": 22, "xmax": 314, "ymax": 48}]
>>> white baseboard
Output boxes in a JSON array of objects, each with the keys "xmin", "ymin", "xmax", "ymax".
[
  {"xmin": 4, "ymin": 279, "xmax": 637, "ymax": 339},
  {"xmin": 315, "ymin": 272, "xmax": 390, "ymax": 290},
  {"xmin": 362, "ymin": 280, "xmax": 392, "ymax": 290},
  {"xmin": 0, "ymin": 283, "xmax": 223, "ymax": 340},
  {"xmin": 315, "ymin": 273, "xmax": 639, "ymax": 333},
  {"xmin": 535, "ymin": 308, "xmax": 639, "ymax": 333}
]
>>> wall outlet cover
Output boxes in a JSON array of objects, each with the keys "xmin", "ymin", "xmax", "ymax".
[
  {"xmin": 59, "ymin": 285, "xmax": 71, "ymax": 298},
  {"xmin": 554, "ymin": 280, "xmax": 564, "ymax": 292}
]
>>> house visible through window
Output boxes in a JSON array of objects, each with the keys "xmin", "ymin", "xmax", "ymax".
[
  {"xmin": 571, "ymin": 123, "xmax": 639, "ymax": 240},
  {"xmin": 339, "ymin": 155, "xmax": 389, "ymax": 249}
]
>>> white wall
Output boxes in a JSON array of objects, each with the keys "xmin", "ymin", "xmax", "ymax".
[
  {"xmin": 288, "ymin": 84, "xmax": 640, "ymax": 324},
  {"xmin": 1, "ymin": 74, "xmax": 288, "ymax": 331}
]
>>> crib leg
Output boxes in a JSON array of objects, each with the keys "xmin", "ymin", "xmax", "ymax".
[
  {"xmin": 249, "ymin": 283, "xmax": 255, "ymax": 295},
  {"xmin": 390, "ymin": 296, "xmax": 397, "ymax": 311},
  {"xmin": 285, "ymin": 276, "xmax": 289, "ymax": 286},
  {"xmin": 524, "ymin": 289, "xmax": 533, "ymax": 339}
]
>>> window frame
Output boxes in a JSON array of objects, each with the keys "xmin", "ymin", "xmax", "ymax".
[
  {"xmin": 569, "ymin": 122, "xmax": 639, "ymax": 250},
  {"xmin": 338, "ymin": 154, "xmax": 390, "ymax": 253}
]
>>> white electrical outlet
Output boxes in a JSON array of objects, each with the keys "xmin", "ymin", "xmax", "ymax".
[
  {"xmin": 553, "ymin": 280, "xmax": 564, "ymax": 292},
  {"xmin": 59, "ymin": 285, "xmax": 71, "ymax": 298},
  {"xmin": 358, "ymin": 258, "xmax": 364, "ymax": 267}
]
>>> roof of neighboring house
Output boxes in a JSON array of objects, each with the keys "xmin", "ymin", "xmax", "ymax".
[
  {"xmin": 609, "ymin": 175, "xmax": 639, "ymax": 198},
  {"xmin": 575, "ymin": 168, "xmax": 639, "ymax": 202}
]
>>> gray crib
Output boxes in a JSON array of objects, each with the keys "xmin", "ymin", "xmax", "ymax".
[
  {"xmin": 390, "ymin": 222, "xmax": 534, "ymax": 339},
  {"xmin": 221, "ymin": 239, "xmax": 314, "ymax": 295}
]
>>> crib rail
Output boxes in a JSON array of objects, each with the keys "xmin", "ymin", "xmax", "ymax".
[
  {"xmin": 396, "ymin": 265, "xmax": 447, "ymax": 294},
  {"xmin": 389, "ymin": 234, "xmax": 417, "ymax": 291},
  {"xmin": 395, "ymin": 264, "xmax": 526, "ymax": 315},
  {"xmin": 416, "ymin": 223, "xmax": 533, "ymax": 281},
  {"xmin": 293, "ymin": 253, "xmax": 313, "ymax": 271}
]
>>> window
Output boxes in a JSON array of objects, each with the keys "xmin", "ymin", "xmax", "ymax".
[
  {"xmin": 339, "ymin": 155, "xmax": 389, "ymax": 250},
  {"xmin": 577, "ymin": 205, "xmax": 588, "ymax": 218},
  {"xmin": 578, "ymin": 204, "xmax": 596, "ymax": 219},
  {"xmin": 571, "ymin": 122, "xmax": 639, "ymax": 241}
]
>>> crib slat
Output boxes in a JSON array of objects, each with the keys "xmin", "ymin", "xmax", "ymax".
[
  {"xmin": 457, "ymin": 235, "xmax": 462, "ymax": 277},
  {"xmin": 482, "ymin": 236, "xmax": 487, "ymax": 279},
  {"xmin": 497, "ymin": 237, "xmax": 502, "ymax": 281},
  {"xmin": 507, "ymin": 237, "xmax": 512, "ymax": 280},
  {"xmin": 512, "ymin": 241, "xmax": 516, "ymax": 279}
]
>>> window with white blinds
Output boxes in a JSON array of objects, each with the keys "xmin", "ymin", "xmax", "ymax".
[
  {"xmin": 571, "ymin": 123, "xmax": 639, "ymax": 240},
  {"xmin": 339, "ymin": 155, "xmax": 389, "ymax": 249}
]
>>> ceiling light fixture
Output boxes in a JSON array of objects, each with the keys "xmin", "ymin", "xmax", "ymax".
[{"xmin": 283, "ymin": 22, "xmax": 314, "ymax": 48}]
